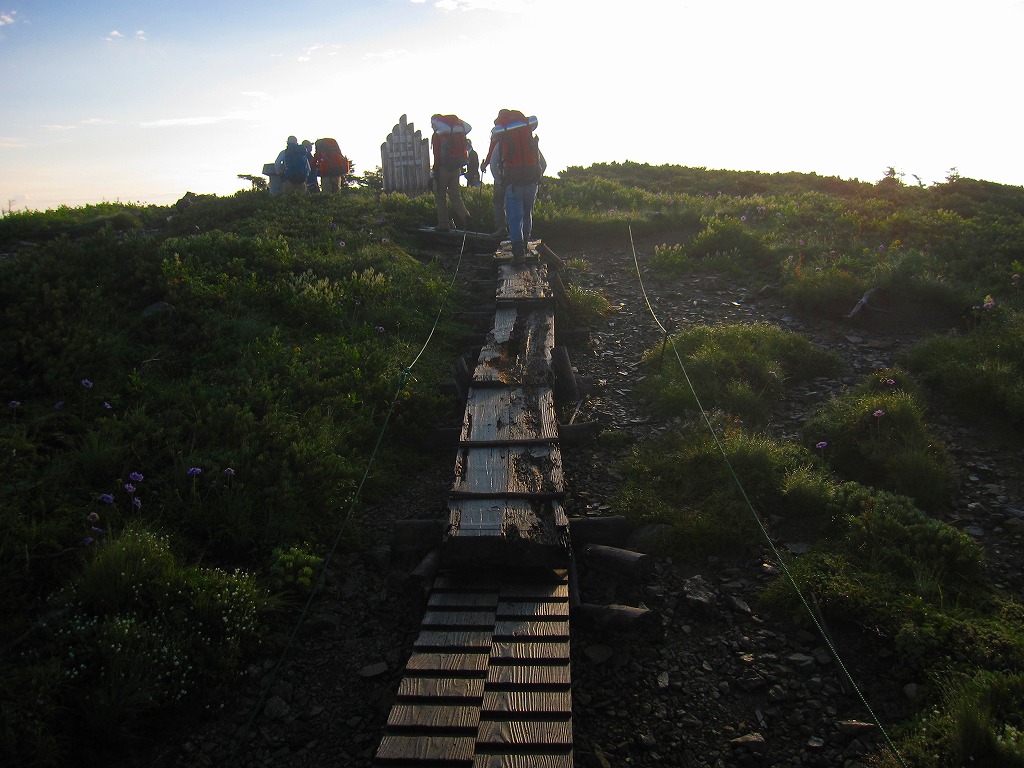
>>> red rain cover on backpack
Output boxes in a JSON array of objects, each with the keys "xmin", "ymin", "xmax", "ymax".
[
  {"xmin": 431, "ymin": 115, "xmax": 470, "ymax": 171},
  {"xmin": 496, "ymin": 110, "xmax": 541, "ymax": 185},
  {"xmin": 315, "ymin": 138, "xmax": 350, "ymax": 176}
]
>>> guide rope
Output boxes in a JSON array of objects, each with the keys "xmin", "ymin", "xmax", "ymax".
[
  {"xmin": 227, "ymin": 231, "xmax": 470, "ymax": 765},
  {"xmin": 627, "ymin": 226, "xmax": 907, "ymax": 767}
]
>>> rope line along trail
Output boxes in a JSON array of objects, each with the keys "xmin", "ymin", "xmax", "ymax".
[
  {"xmin": 626, "ymin": 226, "xmax": 908, "ymax": 768},
  {"xmin": 226, "ymin": 233, "xmax": 471, "ymax": 767}
]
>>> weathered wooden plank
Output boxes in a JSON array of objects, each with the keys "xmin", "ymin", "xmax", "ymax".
[
  {"xmin": 473, "ymin": 308, "xmax": 555, "ymax": 386},
  {"xmin": 405, "ymin": 652, "xmax": 490, "ymax": 673},
  {"xmin": 486, "ymin": 663, "xmax": 571, "ymax": 686},
  {"xmin": 451, "ymin": 445, "xmax": 564, "ymax": 497},
  {"xmin": 422, "ymin": 611, "xmax": 497, "ymax": 628},
  {"xmin": 461, "ymin": 387, "xmax": 558, "ymax": 443},
  {"xmin": 498, "ymin": 581, "xmax": 568, "ymax": 600},
  {"xmin": 476, "ymin": 719, "xmax": 572, "ymax": 747},
  {"xmin": 414, "ymin": 631, "xmax": 493, "ymax": 650},
  {"xmin": 386, "ymin": 704, "xmax": 481, "ymax": 730},
  {"xmin": 489, "ymin": 642, "xmax": 570, "ymax": 661},
  {"xmin": 496, "ymin": 601, "xmax": 569, "ymax": 618},
  {"xmin": 428, "ymin": 593, "xmax": 499, "ymax": 608},
  {"xmin": 376, "ymin": 734, "xmax": 475, "ymax": 762},
  {"xmin": 472, "ymin": 754, "xmax": 572, "ymax": 768},
  {"xmin": 397, "ymin": 676, "xmax": 485, "ymax": 700},
  {"xmin": 493, "ymin": 620, "xmax": 569, "ymax": 639},
  {"xmin": 481, "ymin": 690, "xmax": 572, "ymax": 715},
  {"xmin": 448, "ymin": 499, "xmax": 504, "ymax": 535},
  {"xmin": 497, "ymin": 259, "xmax": 551, "ymax": 302}
]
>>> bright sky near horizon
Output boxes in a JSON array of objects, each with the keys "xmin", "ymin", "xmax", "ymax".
[{"xmin": 1, "ymin": 0, "xmax": 1022, "ymax": 213}]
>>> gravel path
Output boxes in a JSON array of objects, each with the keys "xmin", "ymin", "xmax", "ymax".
[{"xmin": 148, "ymin": 238, "xmax": 1024, "ymax": 768}]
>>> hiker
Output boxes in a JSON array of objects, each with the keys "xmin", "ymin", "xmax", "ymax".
[
  {"xmin": 275, "ymin": 136, "xmax": 310, "ymax": 195},
  {"xmin": 314, "ymin": 138, "xmax": 350, "ymax": 194},
  {"xmin": 490, "ymin": 110, "xmax": 545, "ymax": 262},
  {"xmin": 480, "ymin": 131, "xmax": 506, "ymax": 237},
  {"xmin": 465, "ymin": 139, "xmax": 482, "ymax": 188},
  {"xmin": 302, "ymin": 140, "xmax": 319, "ymax": 193},
  {"xmin": 430, "ymin": 114, "xmax": 472, "ymax": 231}
]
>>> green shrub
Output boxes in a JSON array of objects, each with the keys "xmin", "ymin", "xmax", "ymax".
[{"xmin": 802, "ymin": 369, "xmax": 955, "ymax": 511}]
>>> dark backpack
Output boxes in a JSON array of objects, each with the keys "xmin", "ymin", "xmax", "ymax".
[{"xmin": 282, "ymin": 145, "xmax": 310, "ymax": 184}]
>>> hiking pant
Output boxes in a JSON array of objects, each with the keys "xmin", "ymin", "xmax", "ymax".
[
  {"xmin": 282, "ymin": 180, "xmax": 307, "ymax": 195},
  {"xmin": 322, "ymin": 175, "xmax": 342, "ymax": 194},
  {"xmin": 504, "ymin": 182, "xmax": 538, "ymax": 255},
  {"xmin": 434, "ymin": 166, "xmax": 470, "ymax": 229}
]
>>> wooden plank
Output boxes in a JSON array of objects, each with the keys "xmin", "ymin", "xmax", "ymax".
[
  {"xmin": 472, "ymin": 309, "xmax": 555, "ymax": 386},
  {"xmin": 451, "ymin": 445, "xmax": 564, "ymax": 497},
  {"xmin": 397, "ymin": 677, "xmax": 485, "ymax": 700},
  {"xmin": 461, "ymin": 387, "xmax": 558, "ymax": 443},
  {"xmin": 493, "ymin": 620, "xmax": 569, "ymax": 639},
  {"xmin": 473, "ymin": 754, "xmax": 572, "ymax": 768},
  {"xmin": 481, "ymin": 690, "xmax": 572, "ymax": 715},
  {"xmin": 414, "ymin": 631, "xmax": 493, "ymax": 650},
  {"xmin": 498, "ymin": 582, "xmax": 568, "ymax": 600},
  {"xmin": 497, "ymin": 261, "xmax": 552, "ymax": 302},
  {"xmin": 496, "ymin": 601, "xmax": 568, "ymax": 618},
  {"xmin": 448, "ymin": 499, "xmax": 504, "ymax": 535},
  {"xmin": 489, "ymin": 642, "xmax": 570, "ymax": 661},
  {"xmin": 422, "ymin": 611, "xmax": 497, "ymax": 628},
  {"xmin": 428, "ymin": 593, "xmax": 499, "ymax": 608},
  {"xmin": 386, "ymin": 704, "xmax": 480, "ymax": 730},
  {"xmin": 486, "ymin": 663, "xmax": 571, "ymax": 686},
  {"xmin": 375, "ymin": 734, "xmax": 475, "ymax": 762},
  {"xmin": 476, "ymin": 719, "xmax": 572, "ymax": 747},
  {"xmin": 405, "ymin": 652, "xmax": 490, "ymax": 673}
]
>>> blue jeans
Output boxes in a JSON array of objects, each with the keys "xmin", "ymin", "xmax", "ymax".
[{"xmin": 504, "ymin": 182, "xmax": 538, "ymax": 252}]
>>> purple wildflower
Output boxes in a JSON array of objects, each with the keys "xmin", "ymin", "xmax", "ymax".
[
  {"xmin": 375, "ymin": 325, "xmax": 385, "ymax": 333},
  {"xmin": 81, "ymin": 379, "xmax": 93, "ymax": 389},
  {"xmin": 124, "ymin": 483, "xmax": 136, "ymax": 494},
  {"xmin": 224, "ymin": 467, "xmax": 236, "ymax": 477},
  {"xmin": 873, "ymin": 409, "xmax": 885, "ymax": 418},
  {"xmin": 8, "ymin": 400, "xmax": 19, "ymax": 409},
  {"xmin": 55, "ymin": 401, "xmax": 64, "ymax": 409},
  {"xmin": 87, "ymin": 512, "xmax": 100, "ymax": 522},
  {"xmin": 103, "ymin": 402, "xmax": 112, "ymax": 410},
  {"xmin": 129, "ymin": 472, "xmax": 144, "ymax": 483},
  {"xmin": 99, "ymin": 493, "xmax": 115, "ymax": 504},
  {"xmin": 816, "ymin": 441, "xmax": 828, "ymax": 449},
  {"xmin": 82, "ymin": 537, "xmax": 94, "ymax": 546},
  {"xmin": 133, "ymin": 498, "xmax": 142, "ymax": 509},
  {"xmin": 187, "ymin": 467, "xmax": 202, "ymax": 477}
]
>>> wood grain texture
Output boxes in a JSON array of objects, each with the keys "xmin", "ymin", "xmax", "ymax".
[
  {"xmin": 396, "ymin": 676, "xmax": 485, "ymax": 700},
  {"xmin": 472, "ymin": 754, "xmax": 572, "ymax": 768},
  {"xmin": 386, "ymin": 704, "xmax": 480, "ymax": 730},
  {"xmin": 375, "ymin": 734, "xmax": 475, "ymax": 762},
  {"xmin": 481, "ymin": 690, "xmax": 572, "ymax": 715},
  {"xmin": 476, "ymin": 719, "xmax": 572, "ymax": 746},
  {"xmin": 486, "ymin": 663, "xmax": 571, "ymax": 686},
  {"xmin": 405, "ymin": 652, "xmax": 490, "ymax": 673}
]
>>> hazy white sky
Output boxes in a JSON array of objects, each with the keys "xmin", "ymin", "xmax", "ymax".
[{"xmin": 1, "ymin": 0, "xmax": 1022, "ymax": 212}]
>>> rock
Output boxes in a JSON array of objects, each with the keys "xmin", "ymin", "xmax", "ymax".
[
  {"xmin": 730, "ymin": 732, "xmax": 767, "ymax": 752},
  {"xmin": 682, "ymin": 575, "xmax": 718, "ymax": 616},
  {"xmin": 356, "ymin": 661, "xmax": 388, "ymax": 678},
  {"xmin": 263, "ymin": 696, "xmax": 290, "ymax": 720}
]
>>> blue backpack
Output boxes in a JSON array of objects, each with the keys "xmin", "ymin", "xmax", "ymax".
[{"xmin": 282, "ymin": 145, "xmax": 310, "ymax": 183}]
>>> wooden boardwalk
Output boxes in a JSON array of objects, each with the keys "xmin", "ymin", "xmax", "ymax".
[{"xmin": 376, "ymin": 240, "xmax": 574, "ymax": 767}]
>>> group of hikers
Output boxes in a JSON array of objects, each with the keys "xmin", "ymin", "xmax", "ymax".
[
  {"xmin": 431, "ymin": 109, "xmax": 545, "ymax": 263},
  {"xmin": 272, "ymin": 108, "xmax": 545, "ymax": 263},
  {"xmin": 274, "ymin": 136, "xmax": 351, "ymax": 195}
]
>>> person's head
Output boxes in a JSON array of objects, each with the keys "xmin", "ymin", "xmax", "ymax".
[
  {"xmin": 302, "ymin": 140, "xmax": 312, "ymax": 149},
  {"xmin": 287, "ymin": 135, "xmax": 298, "ymax": 146}
]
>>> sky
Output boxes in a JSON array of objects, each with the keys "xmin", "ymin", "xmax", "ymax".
[{"xmin": 1, "ymin": 0, "xmax": 1022, "ymax": 213}]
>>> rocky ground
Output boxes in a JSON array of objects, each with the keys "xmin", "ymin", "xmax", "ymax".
[{"xmin": 149, "ymin": 238, "xmax": 1024, "ymax": 768}]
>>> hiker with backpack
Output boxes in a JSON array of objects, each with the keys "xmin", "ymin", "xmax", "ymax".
[
  {"xmin": 275, "ymin": 136, "xmax": 311, "ymax": 195},
  {"xmin": 302, "ymin": 140, "xmax": 319, "ymax": 193},
  {"xmin": 489, "ymin": 110, "xmax": 546, "ymax": 262},
  {"xmin": 465, "ymin": 139, "xmax": 482, "ymax": 189},
  {"xmin": 430, "ymin": 114, "xmax": 472, "ymax": 231},
  {"xmin": 314, "ymin": 137, "xmax": 351, "ymax": 194}
]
